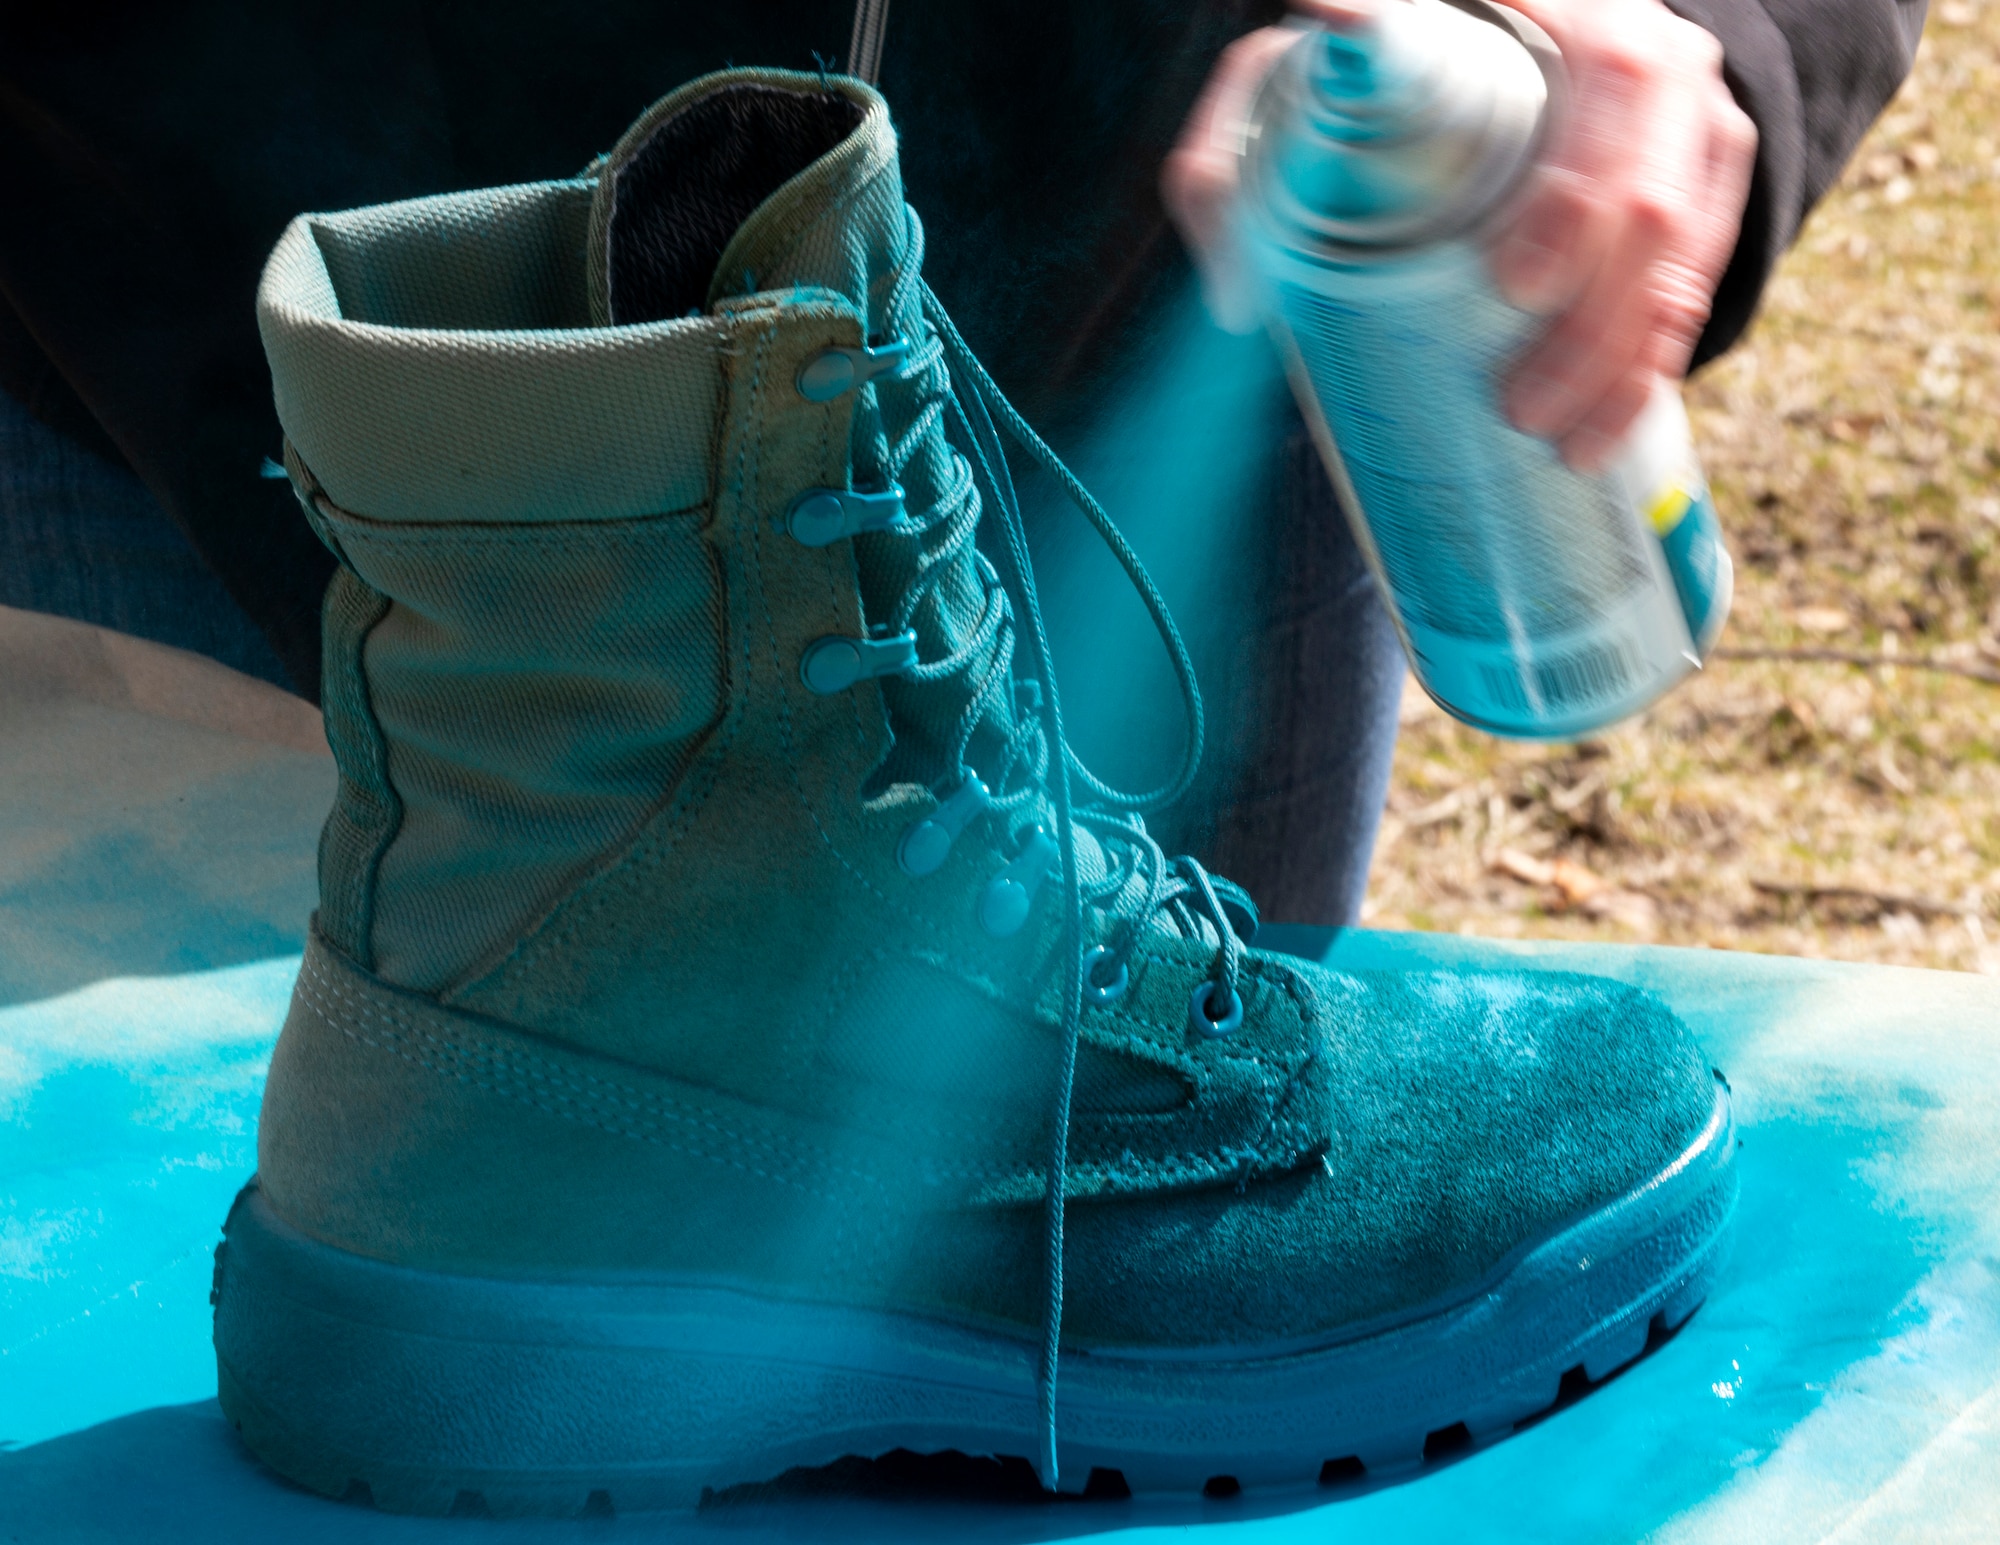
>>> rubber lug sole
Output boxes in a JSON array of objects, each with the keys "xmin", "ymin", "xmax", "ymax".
[{"xmin": 213, "ymin": 1082, "xmax": 1736, "ymax": 1516}]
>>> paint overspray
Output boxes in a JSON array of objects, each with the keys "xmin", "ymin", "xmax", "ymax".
[{"xmin": 1032, "ymin": 286, "xmax": 1288, "ymax": 809}]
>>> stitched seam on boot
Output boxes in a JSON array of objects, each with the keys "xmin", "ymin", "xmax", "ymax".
[
  {"xmin": 737, "ymin": 320, "xmax": 910, "ymax": 1091},
  {"xmin": 809, "ymin": 378, "xmax": 876, "ymax": 755},
  {"xmin": 452, "ymin": 312, "xmax": 933, "ymax": 1003},
  {"xmin": 298, "ymin": 953, "xmax": 876, "ymax": 1196},
  {"xmin": 300, "ymin": 949, "xmax": 1313, "ymax": 1199},
  {"xmin": 310, "ymin": 512, "xmax": 711, "ymax": 544},
  {"xmin": 320, "ymin": 571, "xmax": 401, "ymax": 969},
  {"xmin": 303, "ymin": 951, "xmax": 1036, "ymax": 1187},
  {"xmin": 287, "ymin": 445, "xmax": 400, "ymax": 969},
  {"xmin": 1089, "ymin": 962, "xmax": 1307, "ymax": 1088},
  {"xmin": 360, "ymin": 314, "xmax": 859, "ymax": 1005},
  {"xmin": 814, "ymin": 945, "xmax": 1229, "ymax": 1144},
  {"xmin": 1246, "ymin": 965, "xmax": 1333, "ymax": 1167},
  {"xmin": 441, "ymin": 393, "xmax": 748, "ymax": 999},
  {"xmin": 1087, "ymin": 959, "xmax": 1330, "ymax": 1178},
  {"xmin": 804, "ymin": 941, "xmax": 1328, "ymax": 1183},
  {"xmin": 446, "ymin": 654, "xmax": 741, "ymax": 1000},
  {"xmin": 820, "ymin": 380, "xmax": 884, "ymax": 752},
  {"xmin": 305, "ymin": 496, "xmax": 734, "ymax": 1000},
  {"xmin": 1093, "ymin": 1006, "xmax": 1276, "ymax": 1078}
]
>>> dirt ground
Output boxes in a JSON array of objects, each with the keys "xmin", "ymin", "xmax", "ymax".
[{"xmin": 1361, "ymin": 2, "xmax": 2000, "ymax": 971}]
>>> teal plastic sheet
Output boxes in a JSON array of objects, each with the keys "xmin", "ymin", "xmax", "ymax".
[{"xmin": 6, "ymin": 930, "xmax": 1998, "ymax": 1542}]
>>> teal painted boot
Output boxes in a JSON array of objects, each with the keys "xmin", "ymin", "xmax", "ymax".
[{"xmin": 213, "ymin": 68, "xmax": 1735, "ymax": 1515}]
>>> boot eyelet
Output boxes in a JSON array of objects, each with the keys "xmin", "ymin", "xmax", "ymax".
[
  {"xmin": 1082, "ymin": 946, "xmax": 1129, "ymax": 1006},
  {"xmin": 799, "ymin": 626, "xmax": 917, "ymax": 694},
  {"xmin": 1189, "ymin": 981, "xmax": 1243, "ymax": 1039},
  {"xmin": 784, "ymin": 484, "xmax": 908, "ymax": 547},
  {"xmin": 977, "ymin": 826, "xmax": 1058, "ymax": 939},
  {"xmin": 797, "ymin": 339, "xmax": 913, "ymax": 402},
  {"xmin": 897, "ymin": 778, "xmax": 990, "ymax": 877}
]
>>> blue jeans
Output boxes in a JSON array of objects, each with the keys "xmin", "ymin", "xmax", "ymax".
[
  {"xmin": 0, "ymin": 392, "xmax": 287, "ymax": 686},
  {"xmin": 1142, "ymin": 422, "xmax": 1406, "ymax": 930}
]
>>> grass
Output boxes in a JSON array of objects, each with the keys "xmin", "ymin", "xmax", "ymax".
[{"xmin": 1361, "ymin": 2, "xmax": 2000, "ymax": 972}]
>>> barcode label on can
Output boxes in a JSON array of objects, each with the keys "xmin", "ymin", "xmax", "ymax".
[{"xmin": 1477, "ymin": 636, "xmax": 1639, "ymax": 718}]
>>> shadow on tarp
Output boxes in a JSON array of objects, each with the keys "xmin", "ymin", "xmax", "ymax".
[
  {"xmin": 0, "ymin": 813, "xmax": 314, "ymax": 1008},
  {"xmin": 0, "ymin": 661, "xmax": 329, "ymax": 1009}
]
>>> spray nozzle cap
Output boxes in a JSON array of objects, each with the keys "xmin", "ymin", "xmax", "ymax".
[{"xmin": 1306, "ymin": 0, "xmax": 1433, "ymax": 121}]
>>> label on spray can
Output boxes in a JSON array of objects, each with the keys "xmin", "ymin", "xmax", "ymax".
[
  {"xmin": 1621, "ymin": 384, "xmax": 1734, "ymax": 658},
  {"xmin": 1243, "ymin": 0, "xmax": 1732, "ymax": 740}
]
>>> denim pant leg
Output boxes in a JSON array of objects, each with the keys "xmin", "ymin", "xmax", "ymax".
[
  {"xmin": 0, "ymin": 394, "xmax": 289, "ymax": 687},
  {"xmin": 1156, "ymin": 426, "xmax": 1407, "ymax": 929}
]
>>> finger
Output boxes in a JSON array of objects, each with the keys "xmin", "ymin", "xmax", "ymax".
[
  {"xmin": 1625, "ymin": 29, "xmax": 1754, "ymax": 377},
  {"xmin": 1674, "ymin": 83, "xmax": 1759, "ymax": 338},
  {"xmin": 1505, "ymin": 196, "xmax": 1667, "ymax": 443},
  {"xmin": 1511, "ymin": 208, "xmax": 1714, "ymax": 463},
  {"xmin": 1489, "ymin": 167, "xmax": 1610, "ymax": 317},
  {"xmin": 1619, "ymin": 81, "xmax": 1756, "ymax": 388},
  {"xmin": 1708, "ymin": 86, "xmax": 1759, "ymax": 236},
  {"xmin": 1162, "ymin": 25, "xmax": 1299, "ymax": 332},
  {"xmin": 1508, "ymin": 44, "xmax": 1712, "ymax": 443},
  {"xmin": 1556, "ymin": 366, "xmax": 1655, "ymax": 472},
  {"xmin": 1488, "ymin": 19, "xmax": 1651, "ymax": 315}
]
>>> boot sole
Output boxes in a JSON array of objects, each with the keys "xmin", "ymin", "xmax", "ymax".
[{"xmin": 212, "ymin": 1079, "xmax": 1734, "ymax": 1515}]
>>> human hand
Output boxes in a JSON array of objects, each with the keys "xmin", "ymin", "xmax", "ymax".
[
  {"xmin": 1160, "ymin": 0, "xmax": 1757, "ymax": 472},
  {"xmin": 1490, "ymin": 0, "xmax": 1756, "ymax": 469},
  {"xmin": 1160, "ymin": 11, "xmax": 1328, "ymax": 336}
]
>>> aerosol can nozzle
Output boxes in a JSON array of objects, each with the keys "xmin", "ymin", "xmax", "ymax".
[
  {"xmin": 1307, "ymin": 0, "xmax": 1438, "ymax": 135},
  {"xmin": 1258, "ymin": 0, "xmax": 1546, "ymax": 238}
]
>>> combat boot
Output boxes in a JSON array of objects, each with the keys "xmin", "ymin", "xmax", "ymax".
[{"xmin": 213, "ymin": 68, "xmax": 1735, "ymax": 1515}]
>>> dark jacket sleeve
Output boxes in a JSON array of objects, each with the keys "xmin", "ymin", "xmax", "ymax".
[{"xmin": 1665, "ymin": 0, "xmax": 1929, "ymax": 366}]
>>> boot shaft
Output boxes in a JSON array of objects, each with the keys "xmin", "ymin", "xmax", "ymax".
[
  {"xmin": 262, "ymin": 179, "xmax": 738, "ymax": 989},
  {"xmin": 589, "ymin": 69, "xmax": 1016, "ymax": 792},
  {"xmin": 262, "ymin": 72, "xmax": 990, "ymax": 991}
]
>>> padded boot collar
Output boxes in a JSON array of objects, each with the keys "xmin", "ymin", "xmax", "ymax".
[
  {"xmin": 586, "ymin": 69, "xmax": 893, "ymax": 328},
  {"xmin": 258, "ymin": 185, "xmax": 725, "ymax": 525}
]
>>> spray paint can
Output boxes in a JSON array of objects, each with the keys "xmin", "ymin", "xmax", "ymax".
[{"xmin": 1239, "ymin": 0, "xmax": 1732, "ymax": 739}]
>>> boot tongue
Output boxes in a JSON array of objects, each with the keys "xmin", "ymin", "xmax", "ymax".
[{"xmin": 589, "ymin": 70, "xmax": 1017, "ymax": 795}]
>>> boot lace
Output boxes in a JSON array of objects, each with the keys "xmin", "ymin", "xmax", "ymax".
[{"xmin": 853, "ymin": 206, "xmax": 1252, "ymax": 1488}]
